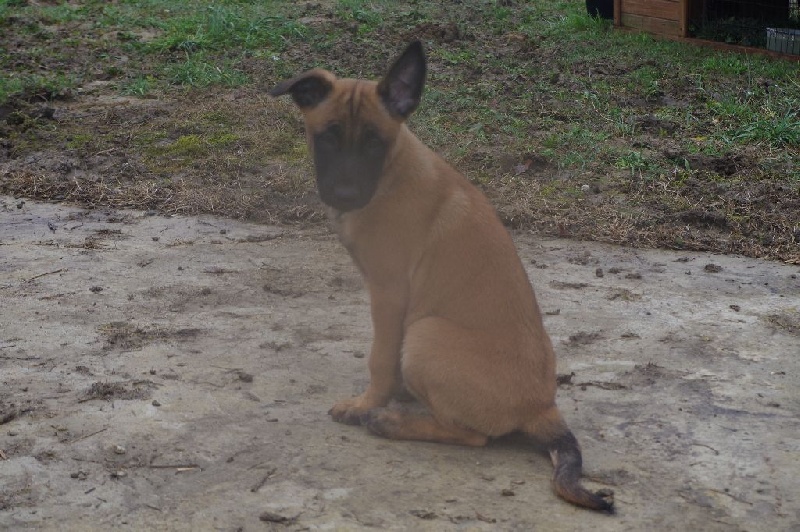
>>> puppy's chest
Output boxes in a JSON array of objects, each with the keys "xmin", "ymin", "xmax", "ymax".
[
  {"xmin": 327, "ymin": 209, "xmax": 364, "ymax": 268},
  {"xmin": 327, "ymin": 208, "xmax": 354, "ymax": 248},
  {"xmin": 328, "ymin": 209, "xmax": 399, "ymax": 278}
]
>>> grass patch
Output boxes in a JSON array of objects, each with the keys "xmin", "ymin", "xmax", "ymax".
[
  {"xmin": 0, "ymin": 0, "xmax": 798, "ymax": 261},
  {"xmin": 122, "ymin": 75, "xmax": 156, "ymax": 97},
  {"xmin": 165, "ymin": 54, "xmax": 249, "ymax": 88},
  {"xmin": 147, "ymin": 4, "xmax": 307, "ymax": 53}
]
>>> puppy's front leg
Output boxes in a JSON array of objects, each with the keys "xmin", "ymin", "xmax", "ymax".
[{"xmin": 329, "ymin": 285, "xmax": 407, "ymax": 425}]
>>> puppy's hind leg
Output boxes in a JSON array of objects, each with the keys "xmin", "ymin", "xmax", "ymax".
[{"xmin": 362, "ymin": 408, "xmax": 488, "ymax": 447}]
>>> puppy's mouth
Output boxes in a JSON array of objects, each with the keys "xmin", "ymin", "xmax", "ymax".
[{"xmin": 320, "ymin": 183, "xmax": 372, "ymax": 212}]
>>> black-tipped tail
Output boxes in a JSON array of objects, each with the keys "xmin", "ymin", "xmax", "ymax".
[{"xmin": 548, "ymin": 430, "xmax": 615, "ymax": 514}]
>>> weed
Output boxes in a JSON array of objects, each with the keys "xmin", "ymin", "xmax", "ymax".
[
  {"xmin": 607, "ymin": 108, "xmax": 637, "ymax": 138},
  {"xmin": 152, "ymin": 133, "xmax": 239, "ymax": 158},
  {"xmin": 166, "ymin": 55, "xmax": 248, "ymax": 88},
  {"xmin": 66, "ymin": 134, "xmax": 93, "ymax": 150},
  {"xmin": 732, "ymin": 110, "xmax": 800, "ymax": 148},
  {"xmin": 122, "ymin": 76, "xmax": 156, "ymax": 97},
  {"xmin": 336, "ymin": 0, "xmax": 385, "ymax": 33},
  {"xmin": 149, "ymin": 5, "xmax": 306, "ymax": 53},
  {"xmin": 439, "ymin": 48, "xmax": 477, "ymax": 66},
  {"xmin": 701, "ymin": 55, "xmax": 751, "ymax": 75},
  {"xmin": 0, "ymin": 75, "xmax": 25, "ymax": 104},
  {"xmin": 0, "ymin": 72, "xmax": 74, "ymax": 104},
  {"xmin": 615, "ymin": 151, "xmax": 653, "ymax": 176}
]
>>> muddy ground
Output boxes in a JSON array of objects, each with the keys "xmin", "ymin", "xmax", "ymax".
[{"xmin": 1, "ymin": 195, "xmax": 798, "ymax": 530}]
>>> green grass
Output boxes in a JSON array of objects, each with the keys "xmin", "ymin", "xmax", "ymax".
[
  {"xmin": 0, "ymin": 72, "xmax": 75, "ymax": 103},
  {"xmin": 0, "ymin": 0, "xmax": 310, "ymax": 102},
  {"xmin": 731, "ymin": 110, "xmax": 800, "ymax": 148},
  {"xmin": 0, "ymin": 75, "xmax": 25, "ymax": 104},
  {"xmin": 146, "ymin": 4, "xmax": 307, "ymax": 53},
  {"xmin": 615, "ymin": 151, "xmax": 654, "ymax": 176},
  {"xmin": 336, "ymin": 0, "xmax": 386, "ymax": 33},
  {"xmin": 166, "ymin": 54, "xmax": 249, "ymax": 87},
  {"xmin": 122, "ymin": 75, "xmax": 156, "ymax": 97},
  {"xmin": 154, "ymin": 133, "xmax": 239, "ymax": 157}
]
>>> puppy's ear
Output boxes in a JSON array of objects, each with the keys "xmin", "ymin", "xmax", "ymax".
[
  {"xmin": 377, "ymin": 41, "xmax": 426, "ymax": 119},
  {"xmin": 270, "ymin": 69, "xmax": 333, "ymax": 109}
]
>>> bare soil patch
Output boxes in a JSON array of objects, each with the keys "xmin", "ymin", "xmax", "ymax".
[{"xmin": 2, "ymin": 197, "xmax": 799, "ymax": 529}]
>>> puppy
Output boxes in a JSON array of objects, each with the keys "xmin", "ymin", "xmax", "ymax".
[{"xmin": 271, "ymin": 41, "xmax": 614, "ymax": 513}]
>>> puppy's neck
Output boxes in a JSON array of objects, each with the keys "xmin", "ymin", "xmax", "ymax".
[{"xmin": 381, "ymin": 127, "xmax": 436, "ymax": 194}]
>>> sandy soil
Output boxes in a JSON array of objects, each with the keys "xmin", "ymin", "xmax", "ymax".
[{"xmin": 1, "ymin": 195, "xmax": 798, "ymax": 531}]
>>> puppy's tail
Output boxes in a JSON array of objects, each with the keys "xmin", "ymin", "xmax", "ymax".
[{"xmin": 527, "ymin": 411, "xmax": 615, "ymax": 514}]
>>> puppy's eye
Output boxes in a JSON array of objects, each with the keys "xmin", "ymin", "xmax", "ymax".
[
  {"xmin": 317, "ymin": 124, "xmax": 342, "ymax": 146},
  {"xmin": 360, "ymin": 132, "xmax": 385, "ymax": 155}
]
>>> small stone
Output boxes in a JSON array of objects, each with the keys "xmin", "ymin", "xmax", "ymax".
[
  {"xmin": 704, "ymin": 263, "xmax": 722, "ymax": 273},
  {"xmin": 152, "ymin": 400, "xmax": 161, "ymax": 407},
  {"xmin": 89, "ymin": 286, "xmax": 103, "ymax": 293},
  {"xmin": 501, "ymin": 488, "xmax": 515, "ymax": 496},
  {"xmin": 111, "ymin": 470, "xmax": 127, "ymax": 479},
  {"xmin": 595, "ymin": 267, "xmax": 604, "ymax": 278},
  {"xmin": 8, "ymin": 430, "xmax": 18, "ymax": 437},
  {"xmin": 113, "ymin": 445, "xmax": 126, "ymax": 455}
]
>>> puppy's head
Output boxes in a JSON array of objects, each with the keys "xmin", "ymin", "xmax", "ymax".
[{"xmin": 270, "ymin": 41, "xmax": 427, "ymax": 212}]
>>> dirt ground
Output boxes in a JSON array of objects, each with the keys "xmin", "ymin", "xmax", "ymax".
[{"xmin": 1, "ymin": 195, "xmax": 799, "ymax": 531}]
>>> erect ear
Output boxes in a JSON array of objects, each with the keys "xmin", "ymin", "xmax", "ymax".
[
  {"xmin": 269, "ymin": 69, "xmax": 334, "ymax": 109},
  {"xmin": 377, "ymin": 40, "xmax": 426, "ymax": 119}
]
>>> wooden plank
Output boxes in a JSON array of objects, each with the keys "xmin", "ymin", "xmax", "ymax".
[
  {"xmin": 614, "ymin": 0, "xmax": 622, "ymax": 27},
  {"xmin": 621, "ymin": 12, "xmax": 682, "ymax": 36},
  {"xmin": 620, "ymin": 0, "xmax": 680, "ymax": 21},
  {"xmin": 680, "ymin": 0, "xmax": 688, "ymax": 38}
]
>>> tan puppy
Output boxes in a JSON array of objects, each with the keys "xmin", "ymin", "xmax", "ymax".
[{"xmin": 271, "ymin": 41, "xmax": 614, "ymax": 513}]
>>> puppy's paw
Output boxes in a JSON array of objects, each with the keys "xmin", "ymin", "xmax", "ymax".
[
  {"xmin": 392, "ymin": 386, "xmax": 417, "ymax": 403},
  {"xmin": 328, "ymin": 397, "xmax": 372, "ymax": 425},
  {"xmin": 361, "ymin": 408, "xmax": 403, "ymax": 438}
]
